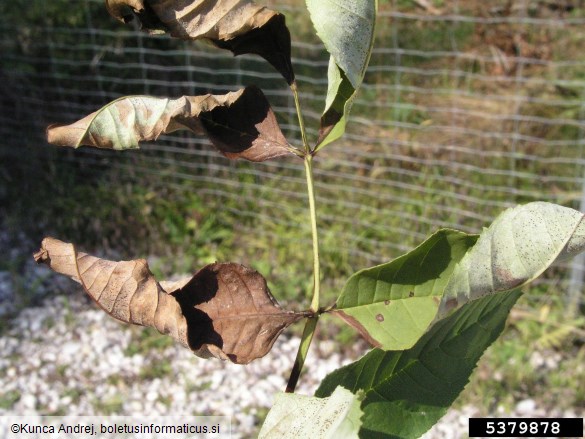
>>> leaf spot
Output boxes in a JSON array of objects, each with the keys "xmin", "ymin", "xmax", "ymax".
[{"xmin": 376, "ymin": 314, "xmax": 384, "ymax": 322}]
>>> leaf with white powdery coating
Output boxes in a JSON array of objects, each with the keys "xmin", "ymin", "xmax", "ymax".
[
  {"xmin": 259, "ymin": 386, "xmax": 364, "ymax": 439},
  {"xmin": 34, "ymin": 237, "xmax": 306, "ymax": 364},
  {"xmin": 438, "ymin": 201, "xmax": 585, "ymax": 318},
  {"xmin": 46, "ymin": 86, "xmax": 292, "ymax": 162},
  {"xmin": 105, "ymin": 0, "xmax": 294, "ymax": 84},
  {"xmin": 306, "ymin": 0, "xmax": 377, "ymax": 149}
]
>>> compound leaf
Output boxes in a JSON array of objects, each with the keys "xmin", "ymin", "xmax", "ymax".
[
  {"xmin": 46, "ymin": 86, "xmax": 292, "ymax": 162},
  {"xmin": 105, "ymin": 0, "xmax": 294, "ymax": 84},
  {"xmin": 34, "ymin": 237, "xmax": 306, "ymax": 364},
  {"xmin": 317, "ymin": 290, "xmax": 522, "ymax": 439},
  {"xmin": 306, "ymin": 0, "xmax": 377, "ymax": 149},
  {"xmin": 259, "ymin": 386, "xmax": 364, "ymax": 439}
]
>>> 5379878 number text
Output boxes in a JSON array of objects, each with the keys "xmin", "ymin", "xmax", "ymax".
[{"xmin": 469, "ymin": 417, "xmax": 583, "ymax": 437}]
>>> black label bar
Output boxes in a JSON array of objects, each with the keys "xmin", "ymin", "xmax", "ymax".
[{"xmin": 469, "ymin": 417, "xmax": 583, "ymax": 437}]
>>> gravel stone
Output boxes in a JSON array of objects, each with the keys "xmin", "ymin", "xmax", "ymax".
[{"xmin": 516, "ymin": 398, "xmax": 537, "ymax": 415}]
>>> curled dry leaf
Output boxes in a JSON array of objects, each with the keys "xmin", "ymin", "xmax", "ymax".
[
  {"xmin": 34, "ymin": 237, "xmax": 307, "ymax": 364},
  {"xmin": 105, "ymin": 0, "xmax": 294, "ymax": 84},
  {"xmin": 46, "ymin": 86, "xmax": 292, "ymax": 162}
]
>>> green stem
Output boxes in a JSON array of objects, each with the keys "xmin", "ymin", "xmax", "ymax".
[
  {"xmin": 285, "ymin": 316, "xmax": 318, "ymax": 393},
  {"xmin": 286, "ymin": 156, "xmax": 321, "ymax": 393},
  {"xmin": 285, "ymin": 83, "xmax": 322, "ymax": 393},
  {"xmin": 304, "ymin": 155, "xmax": 321, "ymax": 313},
  {"xmin": 285, "ymin": 156, "xmax": 322, "ymax": 394},
  {"xmin": 291, "ymin": 81, "xmax": 311, "ymax": 154}
]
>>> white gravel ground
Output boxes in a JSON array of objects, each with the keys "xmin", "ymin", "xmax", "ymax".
[
  {"xmin": 0, "ymin": 255, "xmax": 582, "ymax": 438},
  {"xmin": 0, "ymin": 292, "xmax": 350, "ymax": 436}
]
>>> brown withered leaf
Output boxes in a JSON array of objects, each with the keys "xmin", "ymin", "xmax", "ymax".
[
  {"xmin": 105, "ymin": 0, "xmax": 294, "ymax": 84},
  {"xmin": 46, "ymin": 86, "xmax": 292, "ymax": 162},
  {"xmin": 34, "ymin": 237, "xmax": 307, "ymax": 364}
]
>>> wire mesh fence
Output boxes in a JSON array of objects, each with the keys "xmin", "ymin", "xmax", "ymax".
[{"xmin": 2, "ymin": 0, "xmax": 585, "ymax": 308}]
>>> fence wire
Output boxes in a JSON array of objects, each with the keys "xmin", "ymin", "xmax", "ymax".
[{"xmin": 2, "ymin": 0, "xmax": 585, "ymax": 308}]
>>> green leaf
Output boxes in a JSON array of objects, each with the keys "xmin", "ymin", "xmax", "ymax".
[
  {"xmin": 316, "ymin": 290, "xmax": 522, "ymax": 439},
  {"xmin": 336, "ymin": 202, "xmax": 585, "ymax": 351},
  {"xmin": 438, "ymin": 201, "xmax": 585, "ymax": 318},
  {"xmin": 306, "ymin": 0, "xmax": 378, "ymax": 150},
  {"xmin": 335, "ymin": 230, "xmax": 478, "ymax": 350},
  {"xmin": 259, "ymin": 386, "xmax": 364, "ymax": 439}
]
